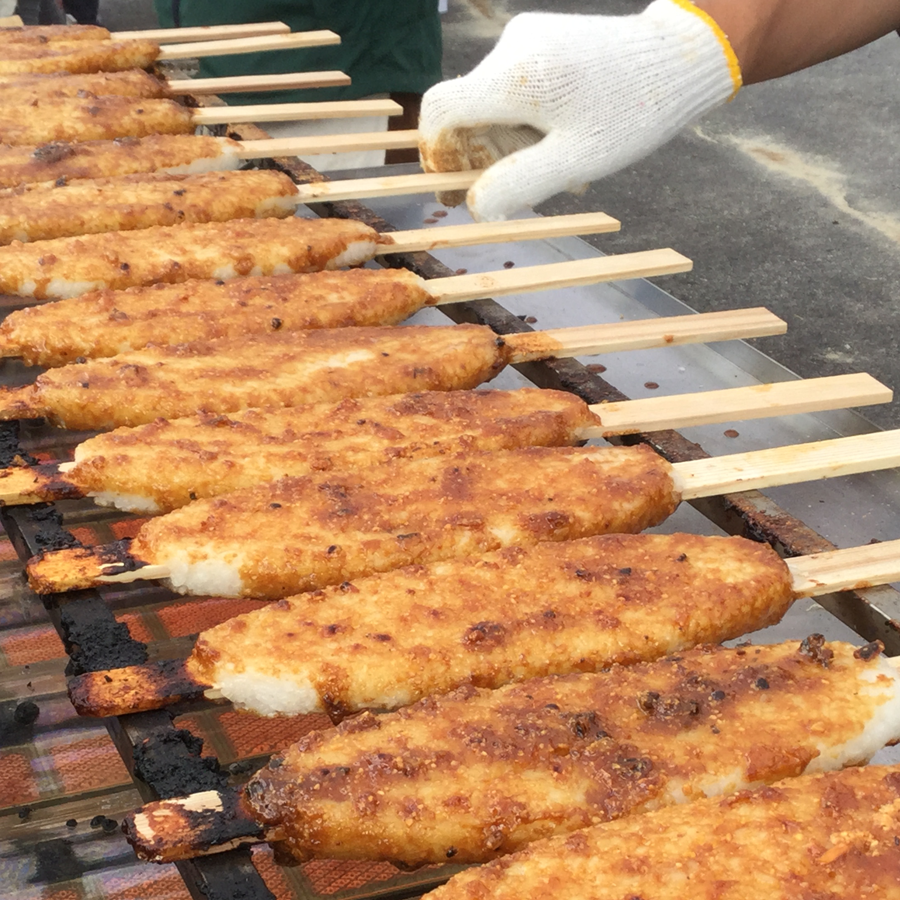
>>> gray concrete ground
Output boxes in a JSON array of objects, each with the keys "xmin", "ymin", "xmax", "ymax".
[{"xmin": 104, "ymin": 0, "xmax": 900, "ymax": 426}]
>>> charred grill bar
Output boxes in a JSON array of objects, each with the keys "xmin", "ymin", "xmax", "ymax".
[{"xmin": 2, "ymin": 95, "xmax": 900, "ymax": 900}]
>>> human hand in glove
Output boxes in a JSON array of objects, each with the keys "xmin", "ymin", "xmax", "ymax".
[{"xmin": 419, "ymin": 0, "xmax": 741, "ymax": 221}]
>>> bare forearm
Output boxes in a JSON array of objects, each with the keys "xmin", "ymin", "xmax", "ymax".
[{"xmin": 696, "ymin": 0, "xmax": 900, "ymax": 84}]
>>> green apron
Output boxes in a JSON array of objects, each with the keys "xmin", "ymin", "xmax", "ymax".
[{"xmin": 154, "ymin": 0, "xmax": 442, "ymax": 105}]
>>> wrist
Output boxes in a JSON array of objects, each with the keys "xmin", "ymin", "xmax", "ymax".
[
  {"xmin": 642, "ymin": 0, "xmax": 742, "ymax": 98},
  {"xmin": 664, "ymin": 0, "xmax": 743, "ymax": 95}
]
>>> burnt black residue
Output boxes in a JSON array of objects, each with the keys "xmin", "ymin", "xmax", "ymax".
[
  {"xmin": 28, "ymin": 835, "xmax": 134, "ymax": 886},
  {"xmin": 59, "ymin": 597, "xmax": 148, "ymax": 676},
  {"xmin": 0, "ymin": 699, "xmax": 40, "ymax": 749},
  {"xmin": 200, "ymin": 861, "xmax": 279, "ymax": 900},
  {"xmin": 855, "ymin": 640, "xmax": 885, "ymax": 661},
  {"xmin": 23, "ymin": 503, "xmax": 81, "ymax": 552},
  {"xmin": 798, "ymin": 633, "xmax": 834, "ymax": 668},
  {"xmin": 31, "ymin": 141, "xmax": 76, "ymax": 164},
  {"xmin": 14, "ymin": 700, "xmax": 39, "ymax": 725},
  {"xmin": 637, "ymin": 691, "xmax": 701, "ymax": 718},
  {"xmin": 29, "ymin": 839, "xmax": 84, "ymax": 885},
  {"xmin": 132, "ymin": 730, "xmax": 228, "ymax": 799},
  {"xmin": 0, "ymin": 421, "xmax": 38, "ymax": 468},
  {"xmin": 90, "ymin": 815, "xmax": 118, "ymax": 833},
  {"xmin": 93, "ymin": 537, "xmax": 144, "ymax": 572}
]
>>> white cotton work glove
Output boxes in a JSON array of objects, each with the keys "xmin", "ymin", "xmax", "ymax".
[{"xmin": 419, "ymin": 0, "xmax": 741, "ymax": 221}]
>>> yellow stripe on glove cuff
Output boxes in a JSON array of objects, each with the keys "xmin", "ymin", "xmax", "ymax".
[{"xmin": 669, "ymin": 0, "xmax": 743, "ymax": 97}]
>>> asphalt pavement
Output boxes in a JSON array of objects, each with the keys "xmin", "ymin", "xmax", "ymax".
[{"xmin": 104, "ymin": 0, "xmax": 900, "ymax": 426}]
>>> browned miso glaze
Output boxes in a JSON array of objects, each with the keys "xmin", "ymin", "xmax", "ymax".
[
  {"xmin": 1, "ymin": 24, "xmax": 110, "ymax": 43},
  {"xmin": 126, "ymin": 443, "xmax": 677, "ymax": 599},
  {"xmin": 0, "ymin": 69, "xmax": 166, "ymax": 101},
  {"xmin": 11, "ymin": 323, "xmax": 505, "ymax": 430},
  {"xmin": 426, "ymin": 764, "xmax": 900, "ymax": 900},
  {"xmin": 237, "ymin": 641, "xmax": 898, "ymax": 866},
  {"xmin": 0, "ymin": 267, "xmax": 429, "ymax": 364},
  {"xmin": 0, "ymin": 134, "xmax": 240, "ymax": 189},
  {"xmin": 0, "ymin": 96, "xmax": 194, "ymax": 146},
  {"xmin": 0, "ymin": 215, "xmax": 384, "ymax": 299},
  {"xmin": 187, "ymin": 532, "xmax": 794, "ymax": 717},
  {"xmin": 0, "ymin": 39, "xmax": 159, "ymax": 75},
  {"xmin": 0, "ymin": 169, "xmax": 298, "ymax": 245},
  {"xmin": 69, "ymin": 388, "xmax": 596, "ymax": 510}
]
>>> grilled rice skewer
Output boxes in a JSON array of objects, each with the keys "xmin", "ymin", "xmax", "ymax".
[
  {"xmin": 0, "ymin": 31, "xmax": 340, "ymax": 76},
  {"xmin": 0, "ymin": 170, "xmax": 303, "ymax": 244},
  {"xmin": 0, "ymin": 211, "xmax": 620, "ymax": 300},
  {"xmin": 0, "ymin": 135, "xmax": 247, "ymax": 188},
  {"xmin": 0, "ymin": 69, "xmax": 351, "ymax": 104},
  {"xmin": 0, "ymin": 70, "xmax": 167, "ymax": 100},
  {"xmin": 27, "ymin": 431, "xmax": 900, "ymax": 599},
  {"xmin": 0, "ymin": 254, "xmax": 695, "ymax": 362},
  {"xmin": 0, "ymin": 38, "xmax": 161, "ymax": 76},
  {"xmin": 68, "ymin": 534, "xmax": 900, "ymax": 719},
  {"xmin": 0, "ymin": 96, "xmax": 195, "ymax": 145},
  {"xmin": 0, "ymin": 310, "xmax": 783, "ymax": 430},
  {"xmin": 0, "ymin": 95, "xmax": 403, "ymax": 146},
  {"xmin": 2, "ymin": 24, "xmax": 111, "ymax": 42},
  {"xmin": 2, "ymin": 22, "xmax": 292, "ymax": 45},
  {"xmin": 0, "ymin": 134, "xmax": 472, "ymax": 189},
  {"xmin": 0, "ymin": 215, "xmax": 383, "ymax": 301},
  {"xmin": 122, "ymin": 639, "xmax": 900, "ymax": 865},
  {"xmin": 5, "ymin": 375, "xmax": 883, "ymax": 514},
  {"xmin": 423, "ymin": 763, "xmax": 900, "ymax": 900}
]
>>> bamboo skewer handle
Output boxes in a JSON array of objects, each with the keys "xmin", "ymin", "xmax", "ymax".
[
  {"xmin": 386, "ymin": 212, "xmax": 621, "ymax": 254},
  {"xmin": 787, "ymin": 538, "xmax": 900, "ymax": 599},
  {"xmin": 167, "ymin": 71, "xmax": 351, "ymax": 96},
  {"xmin": 586, "ymin": 373, "xmax": 892, "ymax": 437},
  {"xmin": 673, "ymin": 429, "xmax": 900, "ymax": 501},
  {"xmin": 125, "ymin": 790, "xmax": 279, "ymax": 863},
  {"xmin": 429, "ymin": 250, "xmax": 688, "ymax": 305},
  {"xmin": 112, "ymin": 22, "xmax": 290, "ymax": 43},
  {"xmin": 25, "ymin": 545, "xmax": 170, "ymax": 594},
  {"xmin": 506, "ymin": 308, "xmax": 786, "ymax": 362},
  {"xmin": 157, "ymin": 31, "xmax": 341, "ymax": 61},
  {"xmin": 294, "ymin": 170, "xmax": 484, "ymax": 205},
  {"xmin": 0, "ymin": 463, "xmax": 83, "ymax": 505},
  {"xmin": 0, "ymin": 15, "xmax": 23, "ymax": 26},
  {"xmin": 190, "ymin": 99, "xmax": 402, "ymax": 127},
  {"xmin": 236, "ymin": 130, "xmax": 419, "ymax": 160}
]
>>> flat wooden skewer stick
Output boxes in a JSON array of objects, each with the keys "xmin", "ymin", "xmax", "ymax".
[
  {"xmin": 68, "ymin": 534, "xmax": 900, "ymax": 720},
  {"xmin": 787, "ymin": 539, "xmax": 900, "ymax": 598},
  {"xmin": 672, "ymin": 429, "xmax": 900, "ymax": 499},
  {"xmin": 190, "ymin": 98, "xmax": 403, "ymax": 127},
  {"xmin": 0, "ymin": 16, "xmax": 23, "ymax": 27},
  {"xmin": 293, "ymin": 170, "xmax": 484, "ymax": 204},
  {"xmin": 383, "ymin": 212, "xmax": 621, "ymax": 253},
  {"xmin": 30, "ymin": 428, "xmax": 900, "ymax": 594},
  {"xmin": 157, "ymin": 31, "xmax": 341, "ymax": 61},
  {"xmin": 111, "ymin": 22, "xmax": 291, "ymax": 43},
  {"xmin": 235, "ymin": 129, "xmax": 420, "ymax": 159},
  {"xmin": 2, "ymin": 374, "xmax": 887, "ymax": 510},
  {"xmin": 166, "ymin": 71, "xmax": 352, "ymax": 96},
  {"xmin": 585, "ymin": 372, "xmax": 891, "ymax": 436}
]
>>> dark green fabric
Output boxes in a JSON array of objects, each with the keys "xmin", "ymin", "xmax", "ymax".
[{"xmin": 154, "ymin": 0, "xmax": 442, "ymax": 104}]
